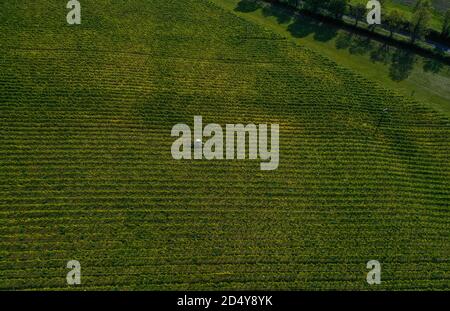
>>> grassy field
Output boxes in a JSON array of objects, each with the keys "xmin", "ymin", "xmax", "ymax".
[
  {"xmin": 0, "ymin": 0, "xmax": 449, "ymax": 290},
  {"xmin": 392, "ymin": 0, "xmax": 450, "ymax": 12},
  {"xmin": 349, "ymin": 0, "xmax": 450, "ymax": 12}
]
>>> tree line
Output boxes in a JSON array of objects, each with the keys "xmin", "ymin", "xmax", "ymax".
[{"xmin": 275, "ymin": 0, "xmax": 450, "ymax": 47}]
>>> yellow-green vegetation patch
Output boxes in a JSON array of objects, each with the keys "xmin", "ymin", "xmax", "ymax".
[{"xmin": 0, "ymin": 0, "xmax": 448, "ymax": 290}]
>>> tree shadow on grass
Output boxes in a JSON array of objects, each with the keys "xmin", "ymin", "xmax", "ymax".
[
  {"xmin": 423, "ymin": 58, "xmax": 444, "ymax": 74},
  {"xmin": 370, "ymin": 43, "xmax": 391, "ymax": 65},
  {"xmin": 235, "ymin": 1, "xmax": 337, "ymax": 42},
  {"xmin": 335, "ymin": 32, "xmax": 353, "ymax": 50},
  {"xmin": 313, "ymin": 22, "xmax": 338, "ymax": 42},
  {"xmin": 261, "ymin": 5, "xmax": 293, "ymax": 24},
  {"xmin": 389, "ymin": 49, "xmax": 417, "ymax": 82},
  {"xmin": 287, "ymin": 17, "xmax": 316, "ymax": 38},
  {"xmin": 234, "ymin": 0, "xmax": 261, "ymax": 13},
  {"xmin": 348, "ymin": 35, "xmax": 374, "ymax": 56},
  {"xmin": 335, "ymin": 32, "xmax": 416, "ymax": 81},
  {"xmin": 287, "ymin": 15, "xmax": 337, "ymax": 42},
  {"xmin": 235, "ymin": 0, "xmax": 426, "ymax": 82}
]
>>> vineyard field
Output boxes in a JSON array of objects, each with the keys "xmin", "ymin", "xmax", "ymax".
[{"xmin": 0, "ymin": 0, "xmax": 449, "ymax": 290}]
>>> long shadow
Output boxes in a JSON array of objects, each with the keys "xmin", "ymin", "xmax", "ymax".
[
  {"xmin": 335, "ymin": 32, "xmax": 417, "ymax": 81},
  {"xmin": 370, "ymin": 43, "xmax": 391, "ymax": 65},
  {"xmin": 389, "ymin": 49, "xmax": 417, "ymax": 82},
  {"xmin": 423, "ymin": 58, "xmax": 444, "ymax": 74},
  {"xmin": 287, "ymin": 17, "xmax": 316, "ymax": 39},
  {"xmin": 335, "ymin": 34, "xmax": 418, "ymax": 81},
  {"xmin": 348, "ymin": 36, "xmax": 374, "ymax": 56},
  {"xmin": 287, "ymin": 15, "xmax": 337, "ymax": 42},
  {"xmin": 237, "ymin": 0, "xmax": 337, "ymax": 42},
  {"xmin": 335, "ymin": 32, "xmax": 353, "ymax": 50},
  {"xmin": 261, "ymin": 5, "xmax": 292, "ymax": 24},
  {"xmin": 234, "ymin": 0, "xmax": 261, "ymax": 13},
  {"xmin": 235, "ymin": 0, "xmax": 446, "ymax": 82},
  {"xmin": 336, "ymin": 31, "xmax": 380, "ymax": 57},
  {"xmin": 312, "ymin": 21, "xmax": 338, "ymax": 42}
]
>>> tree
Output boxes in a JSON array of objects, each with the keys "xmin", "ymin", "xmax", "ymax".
[
  {"xmin": 302, "ymin": 0, "xmax": 328, "ymax": 13},
  {"xmin": 349, "ymin": 3, "xmax": 367, "ymax": 27},
  {"xmin": 327, "ymin": 0, "xmax": 349, "ymax": 19},
  {"xmin": 413, "ymin": 0, "xmax": 432, "ymax": 12},
  {"xmin": 442, "ymin": 9, "xmax": 450, "ymax": 39},
  {"xmin": 385, "ymin": 9, "xmax": 406, "ymax": 38},
  {"xmin": 281, "ymin": 0, "xmax": 300, "ymax": 9},
  {"xmin": 409, "ymin": 0, "xmax": 433, "ymax": 44}
]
